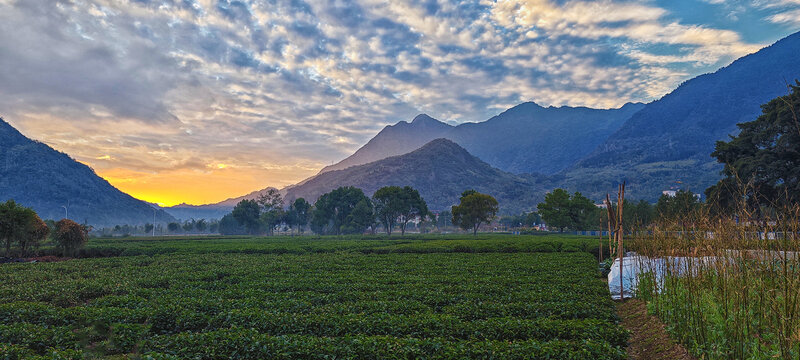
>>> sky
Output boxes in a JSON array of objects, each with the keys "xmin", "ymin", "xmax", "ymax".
[{"xmin": 1, "ymin": 0, "xmax": 798, "ymax": 206}]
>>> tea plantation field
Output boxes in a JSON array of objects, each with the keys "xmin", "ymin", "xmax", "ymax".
[{"xmin": 0, "ymin": 235, "xmax": 625, "ymax": 359}]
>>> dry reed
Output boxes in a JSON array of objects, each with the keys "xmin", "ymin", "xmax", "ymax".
[{"xmin": 633, "ymin": 185, "xmax": 800, "ymax": 359}]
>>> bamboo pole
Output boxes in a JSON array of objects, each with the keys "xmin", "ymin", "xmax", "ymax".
[
  {"xmin": 617, "ymin": 182, "xmax": 626, "ymax": 300},
  {"xmin": 598, "ymin": 217, "xmax": 604, "ymax": 263},
  {"xmin": 605, "ymin": 194, "xmax": 615, "ymax": 260}
]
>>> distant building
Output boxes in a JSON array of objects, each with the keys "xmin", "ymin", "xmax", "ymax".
[{"xmin": 595, "ymin": 203, "xmax": 607, "ymax": 209}]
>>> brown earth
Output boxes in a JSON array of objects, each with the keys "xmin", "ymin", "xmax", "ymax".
[{"xmin": 617, "ymin": 299, "xmax": 695, "ymax": 360}]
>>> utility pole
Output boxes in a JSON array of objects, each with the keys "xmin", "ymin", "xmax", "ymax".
[{"xmin": 152, "ymin": 208, "xmax": 156, "ymax": 237}]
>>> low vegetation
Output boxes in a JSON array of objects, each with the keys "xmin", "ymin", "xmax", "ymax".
[
  {"xmin": 0, "ymin": 235, "xmax": 625, "ymax": 359},
  {"xmin": 628, "ymin": 81, "xmax": 800, "ymax": 360}
]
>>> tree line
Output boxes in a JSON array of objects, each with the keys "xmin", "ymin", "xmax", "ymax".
[
  {"xmin": 532, "ymin": 188, "xmax": 703, "ymax": 232},
  {"xmin": 224, "ymin": 186, "xmax": 499, "ymax": 236}
]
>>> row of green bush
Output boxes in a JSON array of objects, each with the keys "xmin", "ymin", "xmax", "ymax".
[{"xmin": 1, "ymin": 243, "xmax": 623, "ymax": 358}]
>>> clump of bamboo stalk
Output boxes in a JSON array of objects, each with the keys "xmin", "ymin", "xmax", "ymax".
[{"xmin": 633, "ymin": 184, "xmax": 800, "ymax": 359}]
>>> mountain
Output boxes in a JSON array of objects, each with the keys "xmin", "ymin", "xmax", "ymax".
[
  {"xmin": 160, "ymin": 203, "xmax": 232, "ymax": 222},
  {"xmin": 287, "ymin": 138, "xmax": 548, "ymax": 213},
  {"xmin": 319, "ymin": 114, "xmax": 453, "ymax": 173},
  {"xmin": 450, "ymin": 102, "xmax": 644, "ymax": 174},
  {"xmin": 162, "ymin": 187, "xmax": 281, "ymax": 221},
  {"xmin": 0, "ymin": 118, "xmax": 175, "ymax": 227},
  {"xmin": 559, "ymin": 30, "xmax": 800, "ymax": 201},
  {"xmin": 320, "ymin": 103, "xmax": 644, "ymax": 175}
]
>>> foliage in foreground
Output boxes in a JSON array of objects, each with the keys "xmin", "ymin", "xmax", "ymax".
[{"xmin": 634, "ymin": 204, "xmax": 800, "ymax": 360}]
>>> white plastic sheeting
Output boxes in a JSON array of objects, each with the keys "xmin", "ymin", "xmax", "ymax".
[
  {"xmin": 607, "ymin": 255, "xmax": 646, "ymax": 300},
  {"xmin": 608, "ymin": 254, "xmax": 738, "ymax": 299}
]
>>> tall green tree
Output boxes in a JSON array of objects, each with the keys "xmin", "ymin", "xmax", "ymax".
[
  {"xmin": 656, "ymin": 190, "xmax": 701, "ymax": 220},
  {"xmin": 218, "ymin": 214, "xmax": 246, "ymax": 235},
  {"xmin": 182, "ymin": 220, "xmax": 194, "ymax": 233},
  {"xmin": 260, "ymin": 208, "xmax": 285, "ymax": 235},
  {"xmin": 0, "ymin": 200, "xmax": 48, "ymax": 256},
  {"xmin": 633, "ymin": 200, "xmax": 655, "ymax": 226},
  {"xmin": 373, "ymin": 186, "xmax": 402, "ymax": 235},
  {"xmin": 257, "ymin": 189, "xmax": 284, "ymax": 211},
  {"xmin": 397, "ymin": 186, "xmax": 428, "ymax": 236},
  {"xmin": 524, "ymin": 212, "xmax": 542, "ymax": 227},
  {"xmin": 602, "ymin": 199, "xmax": 656, "ymax": 230},
  {"xmin": 451, "ymin": 190, "xmax": 499, "ymax": 235},
  {"xmin": 568, "ymin": 192, "xmax": 598, "ymax": 230},
  {"xmin": 287, "ymin": 198, "xmax": 311, "ymax": 234},
  {"xmin": 707, "ymin": 82, "xmax": 800, "ymax": 211},
  {"xmin": 373, "ymin": 186, "xmax": 429, "ymax": 236},
  {"xmin": 311, "ymin": 187, "xmax": 372, "ymax": 235},
  {"xmin": 538, "ymin": 189, "xmax": 602, "ymax": 232},
  {"xmin": 257, "ymin": 189, "xmax": 285, "ymax": 235},
  {"xmin": 195, "ymin": 219, "xmax": 207, "ymax": 232},
  {"xmin": 537, "ymin": 189, "xmax": 572, "ymax": 232},
  {"xmin": 344, "ymin": 198, "xmax": 375, "ymax": 234},
  {"xmin": 232, "ymin": 199, "xmax": 261, "ymax": 235}
]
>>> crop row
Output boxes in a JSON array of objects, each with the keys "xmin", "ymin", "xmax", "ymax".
[
  {"xmin": 3, "ymin": 330, "xmax": 626, "ymax": 360},
  {"xmin": 29, "ymin": 234, "xmax": 601, "ymax": 259},
  {"xmin": 1, "ymin": 247, "xmax": 622, "ymax": 358}
]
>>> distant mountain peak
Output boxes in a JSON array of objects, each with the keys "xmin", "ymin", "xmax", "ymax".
[
  {"xmin": 319, "ymin": 100, "xmax": 644, "ymax": 175},
  {"xmin": 284, "ymin": 137, "xmax": 543, "ymax": 213},
  {"xmin": 563, "ymin": 29, "xmax": 800, "ymax": 201},
  {"xmin": 418, "ymin": 137, "xmax": 461, "ymax": 150},
  {"xmin": 411, "ymin": 113, "xmax": 436, "ymax": 123}
]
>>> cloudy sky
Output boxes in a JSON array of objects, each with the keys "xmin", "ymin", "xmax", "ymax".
[{"xmin": 1, "ymin": 0, "xmax": 798, "ymax": 206}]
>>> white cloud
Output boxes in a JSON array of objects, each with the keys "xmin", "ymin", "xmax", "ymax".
[{"xmin": 0, "ymin": 0, "xmax": 793, "ymax": 202}]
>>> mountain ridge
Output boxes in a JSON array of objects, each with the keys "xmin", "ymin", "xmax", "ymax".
[
  {"xmin": 0, "ymin": 117, "xmax": 176, "ymax": 227},
  {"xmin": 320, "ymin": 101, "xmax": 645, "ymax": 175},
  {"xmin": 559, "ymin": 30, "xmax": 800, "ymax": 201},
  {"xmin": 289, "ymin": 138, "xmax": 547, "ymax": 213}
]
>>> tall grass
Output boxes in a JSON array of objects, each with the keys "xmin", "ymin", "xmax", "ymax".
[{"xmin": 633, "ymin": 188, "xmax": 800, "ymax": 359}]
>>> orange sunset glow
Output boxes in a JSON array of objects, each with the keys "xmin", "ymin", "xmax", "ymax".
[{"xmin": 95, "ymin": 165, "xmax": 318, "ymax": 207}]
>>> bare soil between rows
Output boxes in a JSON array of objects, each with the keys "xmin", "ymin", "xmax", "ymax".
[{"xmin": 616, "ymin": 299, "xmax": 695, "ymax": 360}]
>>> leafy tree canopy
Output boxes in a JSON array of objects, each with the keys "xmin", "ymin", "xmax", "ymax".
[
  {"xmin": 708, "ymin": 81, "xmax": 800, "ymax": 211},
  {"xmin": 373, "ymin": 186, "xmax": 428, "ymax": 235},
  {"xmin": 257, "ymin": 189, "xmax": 284, "ymax": 211},
  {"xmin": 311, "ymin": 187, "xmax": 373, "ymax": 235},
  {"xmin": 232, "ymin": 199, "xmax": 261, "ymax": 235},
  {"xmin": 537, "ymin": 189, "xmax": 599, "ymax": 232},
  {"xmin": 656, "ymin": 190, "xmax": 702, "ymax": 220},
  {"xmin": 451, "ymin": 190, "xmax": 499, "ymax": 235},
  {"xmin": 286, "ymin": 198, "xmax": 312, "ymax": 233},
  {"xmin": 54, "ymin": 219, "xmax": 88, "ymax": 257},
  {"xmin": 0, "ymin": 200, "xmax": 49, "ymax": 256}
]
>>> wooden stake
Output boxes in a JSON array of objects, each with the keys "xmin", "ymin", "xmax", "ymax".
[
  {"xmin": 604, "ymin": 194, "xmax": 615, "ymax": 260},
  {"xmin": 598, "ymin": 217, "xmax": 603, "ymax": 263}
]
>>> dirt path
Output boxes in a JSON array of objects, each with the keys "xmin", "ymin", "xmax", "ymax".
[{"xmin": 616, "ymin": 299, "xmax": 695, "ymax": 360}]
